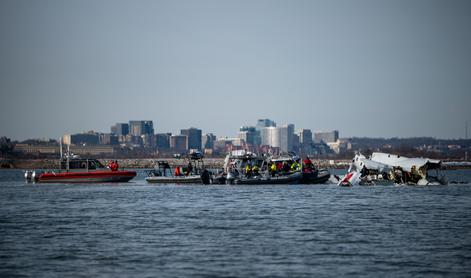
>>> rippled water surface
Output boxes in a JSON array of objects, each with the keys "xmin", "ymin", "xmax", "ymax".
[{"xmin": 1, "ymin": 169, "xmax": 471, "ymax": 277}]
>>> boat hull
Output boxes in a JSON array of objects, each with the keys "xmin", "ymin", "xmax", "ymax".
[
  {"xmin": 145, "ymin": 175, "xmax": 202, "ymax": 184},
  {"xmin": 300, "ymin": 169, "xmax": 331, "ymax": 184},
  {"xmin": 234, "ymin": 172, "xmax": 302, "ymax": 185},
  {"xmin": 37, "ymin": 170, "xmax": 137, "ymax": 183}
]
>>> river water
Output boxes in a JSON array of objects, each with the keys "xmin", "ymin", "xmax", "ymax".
[{"xmin": 1, "ymin": 169, "xmax": 471, "ymax": 277}]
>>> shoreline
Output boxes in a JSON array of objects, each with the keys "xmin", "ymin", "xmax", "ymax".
[{"xmin": 1, "ymin": 158, "xmax": 470, "ymax": 170}]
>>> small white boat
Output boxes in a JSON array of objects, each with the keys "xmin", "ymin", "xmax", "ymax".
[
  {"xmin": 145, "ymin": 174, "xmax": 203, "ymax": 184},
  {"xmin": 145, "ymin": 153, "xmax": 211, "ymax": 184}
]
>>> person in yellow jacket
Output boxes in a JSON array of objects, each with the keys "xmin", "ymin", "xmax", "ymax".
[
  {"xmin": 245, "ymin": 164, "xmax": 252, "ymax": 178},
  {"xmin": 290, "ymin": 161, "xmax": 301, "ymax": 172},
  {"xmin": 270, "ymin": 163, "xmax": 277, "ymax": 176},
  {"xmin": 252, "ymin": 165, "xmax": 259, "ymax": 176}
]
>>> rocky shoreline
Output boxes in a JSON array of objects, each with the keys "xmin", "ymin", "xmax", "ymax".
[
  {"xmin": 1, "ymin": 158, "xmax": 470, "ymax": 170},
  {"xmin": 1, "ymin": 158, "xmax": 350, "ymax": 170}
]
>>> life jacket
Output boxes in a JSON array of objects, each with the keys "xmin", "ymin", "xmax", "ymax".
[{"xmin": 175, "ymin": 167, "xmax": 181, "ymax": 176}]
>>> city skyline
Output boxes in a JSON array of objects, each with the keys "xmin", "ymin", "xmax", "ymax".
[
  {"xmin": 2, "ymin": 118, "xmax": 471, "ymax": 141},
  {"xmin": 1, "ymin": 0, "xmax": 471, "ymax": 140}
]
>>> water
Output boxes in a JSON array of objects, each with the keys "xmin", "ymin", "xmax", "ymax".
[{"xmin": 1, "ymin": 169, "xmax": 471, "ymax": 277}]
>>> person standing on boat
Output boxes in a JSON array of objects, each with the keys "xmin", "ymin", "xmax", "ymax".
[
  {"xmin": 175, "ymin": 166, "xmax": 181, "ymax": 176},
  {"xmin": 245, "ymin": 164, "xmax": 252, "ymax": 178},
  {"xmin": 270, "ymin": 163, "xmax": 277, "ymax": 176},
  {"xmin": 110, "ymin": 160, "xmax": 119, "ymax": 171},
  {"xmin": 303, "ymin": 157, "xmax": 313, "ymax": 172},
  {"xmin": 282, "ymin": 161, "xmax": 290, "ymax": 174},
  {"xmin": 186, "ymin": 162, "xmax": 193, "ymax": 175},
  {"xmin": 276, "ymin": 162, "xmax": 283, "ymax": 172},
  {"xmin": 291, "ymin": 161, "xmax": 301, "ymax": 172},
  {"xmin": 252, "ymin": 164, "xmax": 259, "ymax": 176}
]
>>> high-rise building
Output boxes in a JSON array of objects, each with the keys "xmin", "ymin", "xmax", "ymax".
[
  {"xmin": 99, "ymin": 133, "xmax": 119, "ymax": 145},
  {"xmin": 180, "ymin": 128, "xmax": 202, "ymax": 151},
  {"xmin": 202, "ymin": 133, "xmax": 216, "ymax": 149},
  {"xmin": 129, "ymin": 121, "xmax": 154, "ymax": 137},
  {"xmin": 298, "ymin": 129, "xmax": 313, "ymax": 145},
  {"xmin": 239, "ymin": 126, "xmax": 258, "ymax": 146},
  {"xmin": 141, "ymin": 134, "xmax": 156, "ymax": 148},
  {"xmin": 258, "ymin": 119, "xmax": 277, "ymax": 147},
  {"xmin": 256, "ymin": 119, "xmax": 276, "ymax": 130},
  {"xmin": 156, "ymin": 133, "xmax": 171, "ymax": 150},
  {"xmin": 170, "ymin": 135, "xmax": 188, "ymax": 152},
  {"xmin": 297, "ymin": 129, "xmax": 313, "ymax": 155},
  {"xmin": 261, "ymin": 126, "xmax": 281, "ymax": 148},
  {"xmin": 279, "ymin": 124, "xmax": 295, "ymax": 152},
  {"xmin": 111, "ymin": 123, "xmax": 129, "ymax": 136},
  {"xmin": 314, "ymin": 130, "xmax": 339, "ymax": 143},
  {"xmin": 260, "ymin": 124, "xmax": 295, "ymax": 152}
]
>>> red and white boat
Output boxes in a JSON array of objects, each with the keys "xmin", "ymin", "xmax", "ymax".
[{"xmin": 25, "ymin": 157, "xmax": 136, "ymax": 183}]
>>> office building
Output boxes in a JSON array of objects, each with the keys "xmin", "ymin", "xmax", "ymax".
[
  {"xmin": 99, "ymin": 133, "xmax": 119, "ymax": 145},
  {"xmin": 314, "ymin": 130, "xmax": 339, "ymax": 143},
  {"xmin": 156, "ymin": 133, "xmax": 171, "ymax": 150},
  {"xmin": 256, "ymin": 119, "xmax": 276, "ymax": 130},
  {"xmin": 261, "ymin": 126, "xmax": 281, "ymax": 148},
  {"xmin": 63, "ymin": 132, "xmax": 99, "ymax": 146},
  {"xmin": 239, "ymin": 126, "xmax": 259, "ymax": 146},
  {"xmin": 279, "ymin": 124, "xmax": 295, "ymax": 152},
  {"xmin": 110, "ymin": 123, "xmax": 129, "ymax": 136},
  {"xmin": 180, "ymin": 128, "xmax": 202, "ymax": 151},
  {"xmin": 170, "ymin": 135, "xmax": 188, "ymax": 152},
  {"xmin": 298, "ymin": 129, "xmax": 313, "ymax": 145},
  {"xmin": 202, "ymin": 133, "xmax": 217, "ymax": 150},
  {"xmin": 129, "ymin": 121, "xmax": 154, "ymax": 137}
]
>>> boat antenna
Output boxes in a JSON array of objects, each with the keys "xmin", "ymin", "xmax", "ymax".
[
  {"xmin": 67, "ymin": 142, "xmax": 70, "ymax": 172},
  {"xmin": 59, "ymin": 137, "xmax": 63, "ymax": 158},
  {"xmin": 59, "ymin": 137, "xmax": 63, "ymax": 170}
]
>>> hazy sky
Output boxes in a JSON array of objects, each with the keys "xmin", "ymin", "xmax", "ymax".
[{"xmin": 1, "ymin": 0, "xmax": 470, "ymax": 140}]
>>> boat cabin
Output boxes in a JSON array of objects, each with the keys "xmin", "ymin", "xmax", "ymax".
[{"xmin": 60, "ymin": 158, "xmax": 106, "ymax": 171}]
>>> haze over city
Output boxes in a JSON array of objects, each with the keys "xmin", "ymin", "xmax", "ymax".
[{"xmin": 1, "ymin": 0, "xmax": 470, "ymax": 140}]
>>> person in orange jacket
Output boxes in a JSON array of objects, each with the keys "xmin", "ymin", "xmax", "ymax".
[{"xmin": 174, "ymin": 166, "xmax": 181, "ymax": 176}]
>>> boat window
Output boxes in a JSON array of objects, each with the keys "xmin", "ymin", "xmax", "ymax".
[
  {"xmin": 69, "ymin": 160, "xmax": 86, "ymax": 169},
  {"xmin": 88, "ymin": 160, "xmax": 96, "ymax": 170},
  {"xmin": 93, "ymin": 160, "xmax": 105, "ymax": 168}
]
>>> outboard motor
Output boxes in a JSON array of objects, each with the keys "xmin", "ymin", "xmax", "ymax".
[
  {"xmin": 31, "ymin": 171, "xmax": 37, "ymax": 182},
  {"xmin": 24, "ymin": 170, "xmax": 32, "ymax": 182}
]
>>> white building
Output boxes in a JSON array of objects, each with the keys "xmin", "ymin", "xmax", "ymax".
[{"xmin": 261, "ymin": 126, "xmax": 280, "ymax": 148}]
